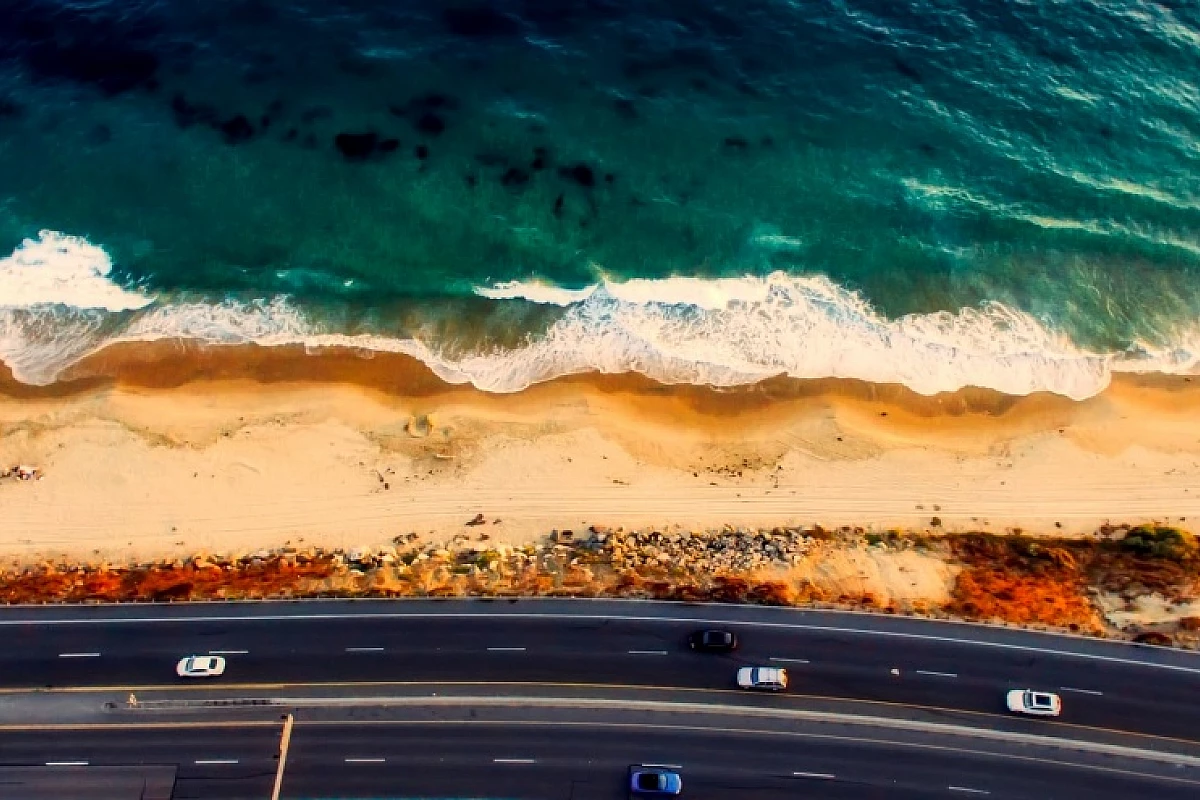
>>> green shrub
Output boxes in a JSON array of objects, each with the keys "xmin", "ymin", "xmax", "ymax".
[{"xmin": 1119, "ymin": 526, "xmax": 1197, "ymax": 561}]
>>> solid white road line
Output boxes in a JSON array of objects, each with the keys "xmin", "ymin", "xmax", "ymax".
[
  {"xmin": 344, "ymin": 757, "xmax": 386, "ymax": 763},
  {"xmin": 948, "ymin": 787, "xmax": 990, "ymax": 795},
  {"xmin": 915, "ymin": 670, "xmax": 959, "ymax": 678},
  {"xmin": 641, "ymin": 763, "xmax": 683, "ymax": 769},
  {"xmin": 45, "ymin": 761, "xmax": 88, "ymax": 767},
  {"xmin": 208, "ymin": 650, "xmax": 249, "ymax": 655},
  {"xmin": 1059, "ymin": 686, "xmax": 1104, "ymax": 696},
  {"xmin": 769, "ymin": 657, "xmax": 810, "ymax": 664},
  {"xmin": 195, "ymin": 759, "xmax": 239, "ymax": 765},
  {"xmin": 344, "ymin": 647, "xmax": 385, "ymax": 653},
  {"xmin": 57, "ymin": 653, "xmax": 100, "ymax": 658},
  {"xmin": 627, "ymin": 650, "xmax": 669, "ymax": 655},
  {"xmin": 486, "ymin": 647, "xmax": 527, "ymax": 652},
  {"xmin": 792, "ymin": 771, "xmax": 836, "ymax": 779},
  {"xmin": 493, "ymin": 758, "xmax": 536, "ymax": 764}
]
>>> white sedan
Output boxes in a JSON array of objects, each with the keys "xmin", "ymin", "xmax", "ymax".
[
  {"xmin": 176, "ymin": 655, "xmax": 227, "ymax": 678},
  {"xmin": 736, "ymin": 666, "xmax": 788, "ymax": 691},
  {"xmin": 1006, "ymin": 689, "xmax": 1062, "ymax": 717}
]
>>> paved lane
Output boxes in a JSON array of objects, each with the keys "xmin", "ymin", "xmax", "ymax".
[
  {"xmin": 2, "ymin": 604, "xmax": 1199, "ymax": 741},
  {"xmin": 3, "ymin": 719, "xmax": 1198, "ymax": 800}
]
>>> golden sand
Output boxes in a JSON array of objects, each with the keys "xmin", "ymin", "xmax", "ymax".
[{"xmin": 1, "ymin": 342, "xmax": 1199, "ymax": 564}]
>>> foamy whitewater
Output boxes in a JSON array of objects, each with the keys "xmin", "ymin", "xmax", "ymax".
[{"xmin": 6, "ymin": 230, "xmax": 1197, "ymax": 399}]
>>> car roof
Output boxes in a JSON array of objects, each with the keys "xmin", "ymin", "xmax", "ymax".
[{"xmin": 754, "ymin": 667, "xmax": 785, "ymax": 682}]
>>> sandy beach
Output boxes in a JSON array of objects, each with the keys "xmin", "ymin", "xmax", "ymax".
[{"xmin": 1, "ymin": 344, "xmax": 1198, "ymax": 566}]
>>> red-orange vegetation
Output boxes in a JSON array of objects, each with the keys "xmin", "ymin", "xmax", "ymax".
[
  {"xmin": 0, "ymin": 558, "xmax": 337, "ymax": 604},
  {"xmin": 945, "ymin": 530, "xmax": 1200, "ymax": 632},
  {"xmin": 946, "ymin": 534, "xmax": 1101, "ymax": 631},
  {"xmin": 948, "ymin": 566, "xmax": 1099, "ymax": 630}
]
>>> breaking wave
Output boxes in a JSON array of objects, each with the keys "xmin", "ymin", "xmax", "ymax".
[{"xmin": 2, "ymin": 231, "xmax": 1198, "ymax": 398}]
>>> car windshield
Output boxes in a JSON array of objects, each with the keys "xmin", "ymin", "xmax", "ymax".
[{"xmin": 636, "ymin": 773, "xmax": 663, "ymax": 790}]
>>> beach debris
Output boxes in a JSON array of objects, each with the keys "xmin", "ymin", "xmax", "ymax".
[
  {"xmin": 465, "ymin": 513, "xmax": 486, "ymax": 526},
  {"xmin": 4, "ymin": 465, "xmax": 41, "ymax": 481},
  {"xmin": 405, "ymin": 414, "xmax": 432, "ymax": 438}
]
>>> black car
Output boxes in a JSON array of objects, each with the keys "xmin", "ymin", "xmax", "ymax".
[{"xmin": 688, "ymin": 629, "xmax": 738, "ymax": 652}]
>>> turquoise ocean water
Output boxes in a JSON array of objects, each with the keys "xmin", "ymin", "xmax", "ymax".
[{"xmin": 0, "ymin": 0, "xmax": 1198, "ymax": 397}]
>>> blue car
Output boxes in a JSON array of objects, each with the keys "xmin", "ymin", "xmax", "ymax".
[{"xmin": 629, "ymin": 766, "xmax": 683, "ymax": 797}]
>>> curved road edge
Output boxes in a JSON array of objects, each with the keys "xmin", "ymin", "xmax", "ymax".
[{"xmin": 1, "ymin": 597, "xmax": 1198, "ymax": 673}]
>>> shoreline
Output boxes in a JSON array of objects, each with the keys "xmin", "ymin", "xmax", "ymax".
[{"xmin": 2, "ymin": 342, "xmax": 1200, "ymax": 565}]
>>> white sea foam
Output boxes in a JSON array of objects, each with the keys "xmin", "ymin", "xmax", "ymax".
[
  {"xmin": 0, "ymin": 231, "xmax": 154, "ymax": 383},
  {"xmin": 3, "ymin": 232, "xmax": 1196, "ymax": 398},
  {"xmin": 1116, "ymin": 329, "xmax": 1200, "ymax": 376},
  {"xmin": 0, "ymin": 307, "xmax": 111, "ymax": 385},
  {"xmin": 0, "ymin": 230, "xmax": 152, "ymax": 312},
  {"xmin": 474, "ymin": 273, "xmax": 775, "ymax": 310},
  {"xmin": 475, "ymin": 279, "xmax": 594, "ymax": 306},
  {"xmin": 466, "ymin": 272, "xmax": 1114, "ymax": 398}
]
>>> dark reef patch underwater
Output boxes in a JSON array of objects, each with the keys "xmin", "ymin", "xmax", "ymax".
[{"xmin": 0, "ymin": 0, "xmax": 1198, "ymax": 396}]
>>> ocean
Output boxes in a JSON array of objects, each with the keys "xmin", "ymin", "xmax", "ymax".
[{"xmin": 1, "ymin": 0, "xmax": 1198, "ymax": 398}]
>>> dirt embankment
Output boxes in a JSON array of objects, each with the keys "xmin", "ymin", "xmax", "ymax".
[{"xmin": 3, "ymin": 524, "xmax": 1199, "ymax": 647}]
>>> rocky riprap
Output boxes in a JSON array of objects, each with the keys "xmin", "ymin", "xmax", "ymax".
[
  {"xmin": 597, "ymin": 525, "xmax": 818, "ymax": 574},
  {"xmin": 0, "ymin": 524, "xmax": 827, "ymax": 604}
]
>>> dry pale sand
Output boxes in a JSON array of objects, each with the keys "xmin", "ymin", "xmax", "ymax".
[{"xmin": 2, "ymin": 345, "xmax": 1200, "ymax": 565}]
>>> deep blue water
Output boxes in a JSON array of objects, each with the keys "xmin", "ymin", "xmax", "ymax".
[{"xmin": 0, "ymin": 0, "xmax": 1198, "ymax": 396}]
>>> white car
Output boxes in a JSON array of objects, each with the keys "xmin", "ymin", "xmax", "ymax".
[
  {"xmin": 1006, "ymin": 689, "xmax": 1061, "ymax": 717},
  {"xmin": 737, "ymin": 666, "xmax": 788, "ymax": 691},
  {"xmin": 176, "ymin": 655, "xmax": 227, "ymax": 678}
]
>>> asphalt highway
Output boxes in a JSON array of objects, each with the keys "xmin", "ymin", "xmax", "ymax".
[
  {"xmin": 1, "ymin": 601, "xmax": 1199, "ymax": 741},
  {"xmin": 3, "ymin": 720, "xmax": 1198, "ymax": 800}
]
